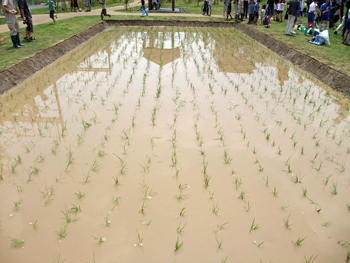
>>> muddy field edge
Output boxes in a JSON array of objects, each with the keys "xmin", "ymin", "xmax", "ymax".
[{"xmin": 1, "ymin": 20, "xmax": 349, "ymax": 98}]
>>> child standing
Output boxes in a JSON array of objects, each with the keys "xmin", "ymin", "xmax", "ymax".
[
  {"xmin": 277, "ymin": 0, "xmax": 285, "ymax": 21},
  {"xmin": 42, "ymin": 0, "xmax": 57, "ymax": 23},
  {"xmin": 139, "ymin": 0, "xmax": 148, "ymax": 16},
  {"xmin": 307, "ymin": 0, "xmax": 317, "ymax": 28},
  {"xmin": 261, "ymin": 4, "xmax": 266, "ymax": 24},
  {"xmin": 98, "ymin": 0, "xmax": 110, "ymax": 20},
  {"xmin": 253, "ymin": 0, "xmax": 261, "ymax": 25},
  {"xmin": 226, "ymin": 0, "xmax": 233, "ymax": 20},
  {"xmin": 319, "ymin": 0, "xmax": 332, "ymax": 31},
  {"xmin": 248, "ymin": 0, "xmax": 255, "ymax": 23}
]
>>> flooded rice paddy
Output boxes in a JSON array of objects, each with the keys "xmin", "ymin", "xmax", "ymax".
[{"xmin": 0, "ymin": 26, "xmax": 350, "ymax": 263}]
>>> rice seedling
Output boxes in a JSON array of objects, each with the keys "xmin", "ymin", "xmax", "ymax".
[
  {"xmin": 278, "ymin": 147, "xmax": 282, "ymax": 155},
  {"xmin": 250, "ymin": 218, "xmax": 259, "ymax": 231},
  {"xmin": 57, "ymin": 226, "xmax": 67, "ymax": 238},
  {"xmin": 239, "ymin": 190, "xmax": 246, "ymax": 200},
  {"xmin": 70, "ymin": 204, "xmax": 81, "ymax": 213},
  {"xmin": 212, "ymin": 203, "xmax": 220, "ymax": 215},
  {"xmin": 178, "ymin": 183, "xmax": 189, "ymax": 190},
  {"xmin": 224, "ymin": 149, "xmax": 232, "ymax": 164},
  {"xmin": 112, "ymin": 196, "xmax": 122, "ymax": 204},
  {"xmin": 322, "ymin": 221, "xmax": 331, "ymax": 227},
  {"xmin": 174, "ymin": 237, "xmax": 183, "ymax": 252},
  {"xmin": 61, "ymin": 206, "xmax": 74, "ymax": 223},
  {"xmin": 9, "ymin": 237, "xmax": 25, "ymax": 247},
  {"xmin": 304, "ymin": 255, "xmax": 318, "ymax": 263},
  {"xmin": 347, "ymin": 203, "xmax": 350, "ymax": 212},
  {"xmin": 140, "ymin": 202, "xmax": 147, "ymax": 214},
  {"xmin": 338, "ymin": 240, "xmax": 350, "ymax": 246},
  {"xmin": 82, "ymin": 120, "xmax": 92, "ymax": 130},
  {"xmin": 91, "ymin": 159, "xmax": 101, "ymax": 172},
  {"xmin": 316, "ymin": 162, "xmax": 323, "ymax": 172},
  {"xmin": 273, "ymin": 187, "xmax": 278, "ymax": 196},
  {"xmin": 204, "ymin": 175, "xmax": 211, "ymax": 188},
  {"xmin": 83, "ymin": 172, "xmax": 91, "ymax": 184},
  {"xmin": 112, "ymin": 176, "xmax": 119, "ymax": 185},
  {"xmin": 283, "ymin": 215, "xmax": 292, "ymax": 229},
  {"xmin": 287, "ymin": 165, "xmax": 292, "ymax": 173},
  {"xmin": 175, "ymin": 193, "xmax": 188, "ymax": 201},
  {"xmin": 294, "ymin": 236, "xmax": 307, "ymax": 246},
  {"xmin": 176, "ymin": 222, "xmax": 187, "ymax": 233},
  {"xmin": 103, "ymin": 214, "xmax": 111, "ymax": 227},
  {"xmin": 347, "ymin": 251, "xmax": 350, "ymax": 262},
  {"xmin": 32, "ymin": 220, "xmax": 38, "ymax": 230},
  {"xmin": 179, "ymin": 207, "xmax": 186, "ymax": 217},
  {"xmin": 302, "ymin": 187, "xmax": 307, "ymax": 197},
  {"xmin": 92, "ymin": 236, "xmax": 106, "ymax": 244},
  {"xmin": 13, "ymin": 199, "xmax": 22, "ymax": 211},
  {"xmin": 301, "ymin": 146, "xmax": 304, "ymax": 155},
  {"xmin": 323, "ymin": 174, "xmax": 332, "ymax": 184},
  {"xmin": 44, "ymin": 195, "xmax": 53, "ymax": 206},
  {"xmin": 75, "ymin": 190, "xmax": 85, "ymax": 199},
  {"xmin": 330, "ymin": 182, "xmax": 338, "ymax": 195},
  {"xmin": 234, "ymin": 177, "xmax": 243, "ymax": 190},
  {"xmin": 340, "ymin": 162, "xmax": 346, "ymax": 172},
  {"xmin": 216, "ymin": 238, "xmax": 223, "ymax": 251}
]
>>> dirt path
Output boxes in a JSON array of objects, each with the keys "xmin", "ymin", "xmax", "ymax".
[{"xmin": 0, "ymin": 3, "xmax": 223, "ymax": 34}]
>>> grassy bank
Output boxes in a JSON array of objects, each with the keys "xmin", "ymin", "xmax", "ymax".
[
  {"xmin": 248, "ymin": 14, "xmax": 350, "ymax": 77},
  {"xmin": 0, "ymin": 16, "xmax": 100, "ymax": 71}
]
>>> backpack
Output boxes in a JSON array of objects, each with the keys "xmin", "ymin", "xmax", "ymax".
[{"xmin": 264, "ymin": 15, "xmax": 270, "ymax": 25}]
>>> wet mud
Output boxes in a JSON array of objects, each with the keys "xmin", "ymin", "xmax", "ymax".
[{"xmin": 0, "ymin": 26, "xmax": 350, "ymax": 263}]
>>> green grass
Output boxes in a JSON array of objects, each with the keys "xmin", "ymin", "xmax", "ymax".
[
  {"xmin": 29, "ymin": 0, "xmax": 127, "ymax": 15},
  {"xmin": 249, "ymin": 6, "xmax": 350, "ymax": 77},
  {"xmin": 0, "ymin": 16, "xmax": 100, "ymax": 71},
  {"xmin": 115, "ymin": 0, "xmax": 225, "ymax": 16}
]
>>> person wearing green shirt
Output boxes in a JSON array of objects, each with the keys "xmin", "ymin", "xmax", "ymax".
[{"xmin": 42, "ymin": 0, "xmax": 58, "ymax": 23}]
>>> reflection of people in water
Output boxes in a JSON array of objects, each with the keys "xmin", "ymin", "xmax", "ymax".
[
  {"xmin": 276, "ymin": 59, "xmax": 290, "ymax": 86},
  {"xmin": 332, "ymin": 102, "xmax": 350, "ymax": 125}
]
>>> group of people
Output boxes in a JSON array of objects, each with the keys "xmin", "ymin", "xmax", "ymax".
[
  {"xmin": 2, "ymin": 0, "xmax": 111, "ymax": 49},
  {"xmin": 221, "ymin": 0, "xmax": 350, "ymax": 45},
  {"xmin": 2, "ymin": 0, "xmax": 35, "ymax": 48},
  {"xmin": 284, "ymin": 0, "xmax": 350, "ymax": 45}
]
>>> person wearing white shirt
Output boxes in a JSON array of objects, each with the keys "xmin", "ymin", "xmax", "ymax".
[{"xmin": 307, "ymin": 0, "xmax": 317, "ymax": 28}]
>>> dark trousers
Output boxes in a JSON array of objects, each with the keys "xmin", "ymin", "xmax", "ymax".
[
  {"xmin": 248, "ymin": 13, "xmax": 254, "ymax": 23},
  {"xmin": 243, "ymin": 1, "xmax": 248, "ymax": 18}
]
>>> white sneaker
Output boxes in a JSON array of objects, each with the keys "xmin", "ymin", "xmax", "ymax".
[{"xmin": 291, "ymin": 31, "xmax": 297, "ymax": 34}]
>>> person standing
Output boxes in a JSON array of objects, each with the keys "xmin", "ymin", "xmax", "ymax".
[
  {"xmin": 248, "ymin": 0, "xmax": 255, "ymax": 23},
  {"xmin": 286, "ymin": 0, "xmax": 299, "ymax": 35},
  {"xmin": 223, "ymin": 0, "xmax": 228, "ymax": 17},
  {"xmin": 319, "ymin": 0, "xmax": 332, "ymax": 30},
  {"xmin": 307, "ymin": 0, "xmax": 317, "ymax": 28},
  {"xmin": 85, "ymin": 0, "xmax": 91, "ymax": 11},
  {"xmin": 244, "ymin": 0, "xmax": 249, "ymax": 17},
  {"xmin": 18, "ymin": 0, "xmax": 35, "ymax": 41},
  {"xmin": 267, "ymin": 0, "xmax": 275, "ymax": 18},
  {"xmin": 2, "ymin": 0, "xmax": 24, "ymax": 48}
]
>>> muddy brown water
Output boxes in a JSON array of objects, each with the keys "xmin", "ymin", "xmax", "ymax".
[{"xmin": 0, "ymin": 26, "xmax": 350, "ymax": 263}]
